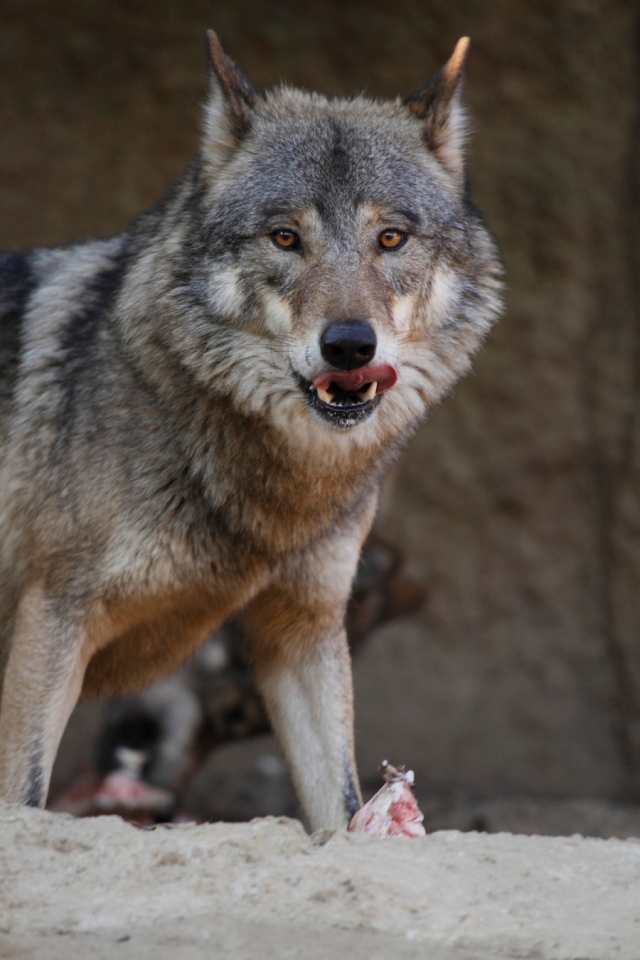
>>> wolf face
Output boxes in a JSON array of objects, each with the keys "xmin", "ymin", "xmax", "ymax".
[{"xmin": 134, "ymin": 35, "xmax": 502, "ymax": 457}]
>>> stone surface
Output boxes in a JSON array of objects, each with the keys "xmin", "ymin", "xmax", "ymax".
[
  {"xmin": 1, "ymin": 806, "xmax": 640, "ymax": 959},
  {"xmin": 1, "ymin": 1, "xmax": 639, "ymax": 806}
]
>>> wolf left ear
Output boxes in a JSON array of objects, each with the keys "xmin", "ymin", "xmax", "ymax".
[
  {"xmin": 203, "ymin": 30, "xmax": 257, "ymax": 166},
  {"xmin": 404, "ymin": 37, "xmax": 470, "ymax": 187}
]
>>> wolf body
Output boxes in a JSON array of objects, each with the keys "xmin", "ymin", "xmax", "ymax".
[{"xmin": 0, "ymin": 33, "xmax": 502, "ymax": 829}]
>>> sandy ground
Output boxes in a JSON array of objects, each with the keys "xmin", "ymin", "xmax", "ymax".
[{"xmin": 1, "ymin": 806, "xmax": 640, "ymax": 959}]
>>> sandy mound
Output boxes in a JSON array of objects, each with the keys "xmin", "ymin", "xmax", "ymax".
[{"xmin": 1, "ymin": 805, "xmax": 639, "ymax": 959}]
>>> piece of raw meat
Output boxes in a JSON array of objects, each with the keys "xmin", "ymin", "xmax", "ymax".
[
  {"xmin": 51, "ymin": 747, "xmax": 174, "ymax": 823},
  {"xmin": 348, "ymin": 761, "xmax": 426, "ymax": 838}
]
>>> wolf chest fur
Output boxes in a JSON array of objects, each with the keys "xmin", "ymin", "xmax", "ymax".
[{"xmin": 0, "ymin": 32, "xmax": 503, "ymax": 829}]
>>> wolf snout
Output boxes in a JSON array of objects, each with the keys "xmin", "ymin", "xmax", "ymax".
[{"xmin": 320, "ymin": 320, "xmax": 376, "ymax": 370}]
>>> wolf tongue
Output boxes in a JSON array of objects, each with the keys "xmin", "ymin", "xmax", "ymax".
[{"xmin": 313, "ymin": 364, "xmax": 398, "ymax": 394}]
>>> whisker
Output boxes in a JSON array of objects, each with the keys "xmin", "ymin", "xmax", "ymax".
[{"xmin": 403, "ymin": 361, "xmax": 429, "ymax": 377}]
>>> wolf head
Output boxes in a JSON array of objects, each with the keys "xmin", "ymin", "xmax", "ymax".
[{"xmin": 146, "ymin": 33, "xmax": 502, "ymax": 457}]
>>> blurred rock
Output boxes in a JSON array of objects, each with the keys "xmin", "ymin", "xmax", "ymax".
[
  {"xmin": 418, "ymin": 791, "xmax": 640, "ymax": 840},
  {"xmin": 182, "ymin": 736, "xmax": 296, "ymax": 822}
]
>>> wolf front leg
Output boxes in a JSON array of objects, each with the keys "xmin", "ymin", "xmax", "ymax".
[
  {"xmin": 243, "ymin": 517, "xmax": 375, "ymax": 833},
  {"xmin": 252, "ymin": 620, "xmax": 360, "ymax": 832},
  {"xmin": 0, "ymin": 584, "xmax": 87, "ymax": 806},
  {"xmin": 249, "ymin": 611, "xmax": 360, "ymax": 832}
]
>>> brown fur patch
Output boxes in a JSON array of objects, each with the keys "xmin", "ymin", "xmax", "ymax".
[
  {"xmin": 244, "ymin": 586, "xmax": 343, "ymax": 667},
  {"xmin": 82, "ymin": 581, "xmax": 255, "ymax": 697}
]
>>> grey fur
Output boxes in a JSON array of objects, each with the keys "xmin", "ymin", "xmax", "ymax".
[{"xmin": 0, "ymin": 34, "xmax": 503, "ymax": 828}]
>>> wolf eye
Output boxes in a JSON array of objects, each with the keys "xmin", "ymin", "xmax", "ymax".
[
  {"xmin": 378, "ymin": 229, "xmax": 408, "ymax": 251},
  {"xmin": 271, "ymin": 229, "xmax": 301, "ymax": 251}
]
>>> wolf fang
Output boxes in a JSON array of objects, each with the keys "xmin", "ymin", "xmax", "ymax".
[{"xmin": 0, "ymin": 32, "xmax": 503, "ymax": 830}]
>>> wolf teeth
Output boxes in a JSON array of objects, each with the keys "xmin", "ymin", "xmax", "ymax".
[
  {"xmin": 315, "ymin": 380, "xmax": 378, "ymax": 406},
  {"xmin": 359, "ymin": 381, "xmax": 377, "ymax": 402},
  {"xmin": 316, "ymin": 385, "xmax": 334, "ymax": 404}
]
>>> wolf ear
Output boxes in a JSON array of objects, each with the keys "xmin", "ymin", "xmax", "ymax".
[
  {"xmin": 404, "ymin": 37, "xmax": 470, "ymax": 187},
  {"xmin": 203, "ymin": 30, "xmax": 257, "ymax": 166}
]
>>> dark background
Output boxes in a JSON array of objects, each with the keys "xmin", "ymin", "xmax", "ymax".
[{"xmin": 2, "ymin": 0, "xmax": 639, "ymax": 832}]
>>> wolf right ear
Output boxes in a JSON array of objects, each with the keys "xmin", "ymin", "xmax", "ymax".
[
  {"xmin": 203, "ymin": 30, "xmax": 257, "ymax": 167},
  {"xmin": 404, "ymin": 37, "xmax": 470, "ymax": 187}
]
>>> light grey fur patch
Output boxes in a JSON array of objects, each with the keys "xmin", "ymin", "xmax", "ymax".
[{"xmin": 261, "ymin": 290, "xmax": 293, "ymax": 336}]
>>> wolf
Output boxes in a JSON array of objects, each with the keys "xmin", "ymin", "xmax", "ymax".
[{"xmin": 0, "ymin": 31, "xmax": 502, "ymax": 831}]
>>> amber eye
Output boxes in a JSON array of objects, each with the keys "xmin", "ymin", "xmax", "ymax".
[
  {"xmin": 271, "ymin": 229, "xmax": 301, "ymax": 251},
  {"xmin": 378, "ymin": 229, "xmax": 408, "ymax": 251}
]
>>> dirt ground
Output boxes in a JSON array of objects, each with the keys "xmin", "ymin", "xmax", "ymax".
[{"xmin": 1, "ymin": 805, "xmax": 639, "ymax": 960}]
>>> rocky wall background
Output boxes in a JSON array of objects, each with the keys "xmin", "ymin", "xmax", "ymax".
[{"xmin": 1, "ymin": 0, "xmax": 639, "ymax": 824}]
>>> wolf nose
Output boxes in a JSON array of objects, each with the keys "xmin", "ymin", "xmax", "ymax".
[{"xmin": 320, "ymin": 321, "xmax": 377, "ymax": 370}]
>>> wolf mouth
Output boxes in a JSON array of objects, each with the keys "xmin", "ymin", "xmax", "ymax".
[{"xmin": 296, "ymin": 365, "xmax": 398, "ymax": 429}]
